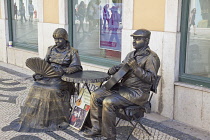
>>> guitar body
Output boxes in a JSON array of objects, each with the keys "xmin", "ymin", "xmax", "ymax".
[
  {"xmin": 103, "ymin": 63, "xmax": 130, "ymax": 90},
  {"xmin": 76, "ymin": 99, "xmax": 82, "ymax": 106}
]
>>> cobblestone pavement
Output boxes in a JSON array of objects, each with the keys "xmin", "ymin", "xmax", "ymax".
[{"xmin": 0, "ymin": 63, "xmax": 209, "ymax": 140}]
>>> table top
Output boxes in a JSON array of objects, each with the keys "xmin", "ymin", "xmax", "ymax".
[{"xmin": 62, "ymin": 70, "xmax": 110, "ymax": 83}]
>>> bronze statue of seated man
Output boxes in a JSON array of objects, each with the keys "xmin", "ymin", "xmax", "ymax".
[{"xmin": 83, "ymin": 29, "xmax": 160, "ymax": 140}]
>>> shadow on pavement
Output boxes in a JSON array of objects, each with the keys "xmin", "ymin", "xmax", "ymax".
[{"xmin": 10, "ymin": 135, "xmax": 42, "ymax": 140}]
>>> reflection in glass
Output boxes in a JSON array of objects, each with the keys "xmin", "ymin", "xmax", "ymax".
[
  {"xmin": 12, "ymin": 0, "xmax": 38, "ymax": 51},
  {"xmin": 185, "ymin": 0, "xmax": 210, "ymax": 78},
  {"xmin": 73, "ymin": 0, "xmax": 122, "ymax": 65}
]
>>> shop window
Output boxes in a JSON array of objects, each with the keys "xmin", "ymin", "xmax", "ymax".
[
  {"xmin": 9, "ymin": 0, "xmax": 38, "ymax": 52},
  {"xmin": 70, "ymin": 0, "xmax": 122, "ymax": 67},
  {"xmin": 179, "ymin": 0, "xmax": 210, "ymax": 87}
]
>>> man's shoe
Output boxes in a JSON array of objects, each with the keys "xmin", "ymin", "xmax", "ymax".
[
  {"xmin": 104, "ymin": 137, "xmax": 116, "ymax": 140},
  {"xmin": 83, "ymin": 130, "xmax": 101, "ymax": 138}
]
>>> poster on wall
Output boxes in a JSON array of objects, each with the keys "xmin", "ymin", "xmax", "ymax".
[
  {"xmin": 100, "ymin": 2, "xmax": 122, "ymax": 51},
  {"xmin": 69, "ymin": 82, "xmax": 101, "ymax": 130}
]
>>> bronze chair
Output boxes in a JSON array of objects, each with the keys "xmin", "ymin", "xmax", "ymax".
[
  {"xmin": 115, "ymin": 76, "xmax": 161, "ymax": 140},
  {"xmin": 116, "ymin": 98, "xmax": 152, "ymax": 140}
]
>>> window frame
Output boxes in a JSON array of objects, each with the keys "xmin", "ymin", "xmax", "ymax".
[
  {"xmin": 67, "ymin": 0, "xmax": 121, "ymax": 68},
  {"xmin": 179, "ymin": 0, "xmax": 210, "ymax": 88},
  {"xmin": 7, "ymin": 0, "xmax": 13, "ymax": 41},
  {"xmin": 7, "ymin": 0, "xmax": 38, "ymax": 52}
]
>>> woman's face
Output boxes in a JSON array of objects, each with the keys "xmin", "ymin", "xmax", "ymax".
[{"xmin": 54, "ymin": 38, "xmax": 66, "ymax": 48}]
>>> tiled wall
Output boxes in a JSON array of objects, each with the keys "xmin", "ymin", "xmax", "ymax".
[
  {"xmin": 7, "ymin": 48, "xmax": 38, "ymax": 68},
  {"xmin": 175, "ymin": 83, "xmax": 210, "ymax": 132}
]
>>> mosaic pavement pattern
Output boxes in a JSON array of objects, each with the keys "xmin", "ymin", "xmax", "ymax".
[{"xmin": 0, "ymin": 66, "xmax": 201, "ymax": 140}]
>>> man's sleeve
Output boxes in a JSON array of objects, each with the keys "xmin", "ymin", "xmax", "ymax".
[{"xmin": 133, "ymin": 54, "xmax": 160, "ymax": 84}]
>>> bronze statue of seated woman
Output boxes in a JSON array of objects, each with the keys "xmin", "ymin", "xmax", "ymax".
[{"xmin": 12, "ymin": 28, "xmax": 83, "ymax": 132}]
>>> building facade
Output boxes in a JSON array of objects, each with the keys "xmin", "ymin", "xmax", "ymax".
[{"xmin": 0, "ymin": 0, "xmax": 210, "ymax": 132}]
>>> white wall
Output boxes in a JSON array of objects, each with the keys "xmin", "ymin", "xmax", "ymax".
[
  {"xmin": 0, "ymin": 0, "xmax": 8, "ymax": 63},
  {"xmin": 158, "ymin": 0, "xmax": 180, "ymax": 119}
]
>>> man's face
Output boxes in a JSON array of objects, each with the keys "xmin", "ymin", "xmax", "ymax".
[
  {"xmin": 54, "ymin": 38, "xmax": 66, "ymax": 48},
  {"xmin": 133, "ymin": 36, "xmax": 146, "ymax": 50}
]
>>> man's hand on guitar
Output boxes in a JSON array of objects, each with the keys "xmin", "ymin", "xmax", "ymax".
[
  {"xmin": 108, "ymin": 65, "xmax": 120, "ymax": 75},
  {"xmin": 127, "ymin": 58, "xmax": 138, "ymax": 70}
]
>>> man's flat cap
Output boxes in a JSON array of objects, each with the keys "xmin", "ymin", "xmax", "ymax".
[{"xmin": 130, "ymin": 29, "xmax": 151, "ymax": 38}]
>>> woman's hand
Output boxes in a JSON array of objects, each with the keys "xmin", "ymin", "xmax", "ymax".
[
  {"xmin": 54, "ymin": 66, "xmax": 64, "ymax": 75},
  {"xmin": 33, "ymin": 74, "xmax": 43, "ymax": 81},
  {"xmin": 63, "ymin": 67, "xmax": 82, "ymax": 74}
]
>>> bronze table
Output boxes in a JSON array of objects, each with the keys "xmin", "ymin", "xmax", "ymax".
[
  {"xmin": 62, "ymin": 70, "xmax": 110, "ymax": 94},
  {"xmin": 62, "ymin": 70, "xmax": 110, "ymax": 129}
]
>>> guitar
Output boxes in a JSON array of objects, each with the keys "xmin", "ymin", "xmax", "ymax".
[
  {"xmin": 103, "ymin": 63, "xmax": 131, "ymax": 90},
  {"xmin": 103, "ymin": 57, "xmax": 161, "ymax": 93},
  {"xmin": 75, "ymin": 89, "xmax": 85, "ymax": 106}
]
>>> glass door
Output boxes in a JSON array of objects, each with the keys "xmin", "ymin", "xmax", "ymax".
[{"xmin": 71, "ymin": 0, "xmax": 122, "ymax": 66}]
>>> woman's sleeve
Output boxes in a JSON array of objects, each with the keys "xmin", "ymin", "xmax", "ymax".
[
  {"xmin": 63, "ymin": 50, "xmax": 83, "ymax": 74},
  {"xmin": 44, "ymin": 46, "xmax": 53, "ymax": 62}
]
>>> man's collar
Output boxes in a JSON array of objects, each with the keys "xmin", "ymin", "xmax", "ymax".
[{"xmin": 134, "ymin": 45, "xmax": 150, "ymax": 56}]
